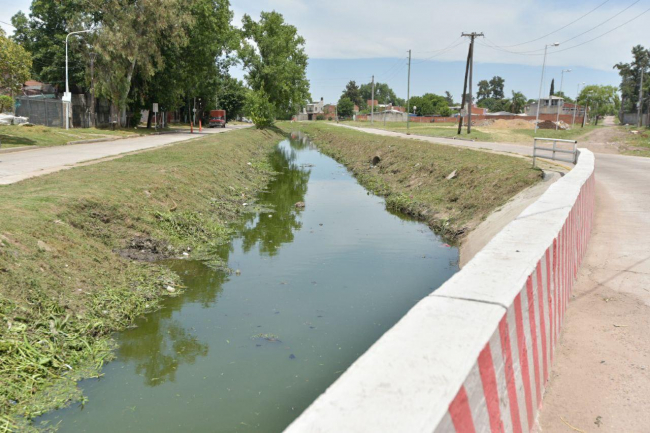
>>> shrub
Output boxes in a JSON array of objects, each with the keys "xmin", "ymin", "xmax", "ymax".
[
  {"xmin": 245, "ymin": 89, "xmax": 275, "ymax": 128},
  {"xmin": 316, "ymin": 114, "xmax": 325, "ymax": 121},
  {"xmin": 0, "ymin": 95, "xmax": 13, "ymax": 113}
]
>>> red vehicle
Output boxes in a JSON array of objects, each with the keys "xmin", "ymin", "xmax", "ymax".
[{"xmin": 209, "ymin": 110, "xmax": 226, "ymax": 128}]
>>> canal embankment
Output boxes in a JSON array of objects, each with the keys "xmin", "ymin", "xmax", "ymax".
[
  {"xmin": 285, "ymin": 148, "xmax": 596, "ymax": 432},
  {"xmin": 278, "ymin": 122, "xmax": 543, "ymax": 242},
  {"xmin": 0, "ymin": 127, "xmax": 284, "ymax": 426}
]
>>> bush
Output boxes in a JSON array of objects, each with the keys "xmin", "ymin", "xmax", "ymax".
[
  {"xmin": 316, "ymin": 114, "xmax": 325, "ymax": 121},
  {"xmin": 328, "ymin": 117, "xmax": 333, "ymax": 121},
  {"xmin": 245, "ymin": 89, "xmax": 275, "ymax": 128},
  {"xmin": 0, "ymin": 95, "xmax": 13, "ymax": 113}
]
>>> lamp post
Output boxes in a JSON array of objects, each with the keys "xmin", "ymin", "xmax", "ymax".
[
  {"xmin": 555, "ymin": 69, "xmax": 571, "ymax": 130},
  {"xmin": 65, "ymin": 29, "xmax": 93, "ymax": 130},
  {"xmin": 572, "ymin": 82, "xmax": 585, "ymax": 127},
  {"xmin": 535, "ymin": 42, "xmax": 560, "ymax": 133}
]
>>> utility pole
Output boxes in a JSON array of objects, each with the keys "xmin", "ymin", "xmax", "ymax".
[
  {"xmin": 461, "ymin": 32, "xmax": 483, "ymax": 134},
  {"xmin": 638, "ymin": 68, "xmax": 645, "ymax": 128},
  {"xmin": 371, "ymin": 75, "xmax": 375, "ymax": 124},
  {"xmin": 406, "ymin": 49, "xmax": 411, "ymax": 134},
  {"xmin": 90, "ymin": 52, "xmax": 96, "ymax": 128},
  {"xmin": 535, "ymin": 42, "xmax": 560, "ymax": 133},
  {"xmin": 555, "ymin": 69, "xmax": 571, "ymax": 130},
  {"xmin": 457, "ymin": 42, "xmax": 472, "ymax": 135},
  {"xmin": 65, "ymin": 29, "xmax": 93, "ymax": 130}
]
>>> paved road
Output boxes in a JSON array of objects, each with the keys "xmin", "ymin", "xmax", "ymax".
[
  {"xmin": 0, "ymin": 126, "xmax": 247, "ymax": 185},
  {"xmin": 335, "ymin": 121, "xmax": 650, "ymax": 431}
]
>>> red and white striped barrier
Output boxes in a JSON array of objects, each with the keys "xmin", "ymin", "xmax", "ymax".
[{"xmin": 285, "ymin": 149, "xmax": 595, "ymax": 433}]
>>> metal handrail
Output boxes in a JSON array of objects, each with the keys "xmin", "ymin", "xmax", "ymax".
[{"xmin": 533, "ymin": 137, "xmax": 578, "ymax": 167}]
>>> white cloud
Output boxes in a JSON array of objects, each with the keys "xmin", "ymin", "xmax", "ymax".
[{"xmin": 232, "ymin": 0, "xmax": 648, "ymax": 70}]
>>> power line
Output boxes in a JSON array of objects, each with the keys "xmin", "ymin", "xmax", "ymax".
[
  {"xmin": 499, "ymin": 0, "xmax": 612, "ymax": 47},
  {"xmin": 412, "ymin": 39, "xmax": 467, "ymax": 64},
  {"xmin": 0, "ymin": 19, "xmax": 16, "ymax": 28}
]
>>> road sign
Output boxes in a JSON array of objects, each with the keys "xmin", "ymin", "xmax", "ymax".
[{"xmin": 152, "ymin": 103, "xmax": 159, "ymax": 113}]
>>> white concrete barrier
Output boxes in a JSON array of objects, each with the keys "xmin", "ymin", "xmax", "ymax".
[{"xmin": 285, "ymin": 149, "xmax": 596, "ymax": 433}]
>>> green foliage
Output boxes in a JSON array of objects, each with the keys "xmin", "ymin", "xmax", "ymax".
[
  {"xmin": 359, "ymin": 82, "xmax": 401, "ymax": 106},
  {"xmin": 240, "ymin": 11, "xmax": 310, "ymax": 119},
  {"xmin": 0, "ymin": 28, "xmax": 32, "ymax": 95},
  {"xmin": 509, "ymin": 91, "xmax": 527, "ymax": 114},
  {"xmin": 549, "ymin": 78, "xmax": 555, "ymax": 97},
  {"xmin": 578, "ymin": 85, "xmax": 620, "ymax": 117},
  {"xmin": 342, "ymin": 81, "xmax": 363, "ymax": 107},
  {"xmin": 216, "ymin": 76, "xmax": 249, "ymax": 121},
  {"xmin": 554, "ymin": 91, "xmax": 574, "ymax": 104},
  {"xmin": 337, "ymin": 96, "xmax": 355, "ymax": 117},
  {"xmin": 408, "ymin": 93, "xmax": 450, "ymax": 116},
  {"xmin": 0, "ymin": 95, "xmax": 14, "ymax": 113},
  {"xmin": 614, "ymin": 45, "xmax": 650, "ymax": 113},
  {"xmin": 444, "ymin": 91, "xmax": 454, "ymax": 106},
  {"xmin": 245, "ymin": 89, "xmax": 275, "ymax": 128},
  {"xmin": 489, "ymin": 76, "xmax": 505, "ymax": 99},
  {"xmin": 477, "ymin": 80, "xmax": 491, "ymax": 101},
  {"xmin": 477, "ymin": 97, "xmax": 511, "ymax": 113}
]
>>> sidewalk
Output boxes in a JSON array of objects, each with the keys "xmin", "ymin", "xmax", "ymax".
[{"xmin": 0, "ymin": 126, "xmax": 247, "ymax": 185}]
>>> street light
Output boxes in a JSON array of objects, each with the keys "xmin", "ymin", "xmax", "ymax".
[
  {"xmin": 572, "ymin": 81, "xmax": 585, "ymax": 127},
  {"xmin": 555, "ymin": 69, "xmax": 571, "ymax": 130},
  {"xmin": 535, "ymin": 42, "xmax": 560, "ymax": 133},
  {"xmin": 65, "ymin": 29, "xmax": 94, "ymax": 130}
]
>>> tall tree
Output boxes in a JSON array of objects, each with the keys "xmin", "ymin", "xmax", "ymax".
[
  {"xmin": 359, "ymin": 82, "xmax": 399, "ymax": 105},
  {"xmin": 549, "ymin": 78, "xmax": 555, "ymax": 97},
  {"xmin": 240, "ymin": 11, "xmax": 310, "ymax": 120},
  {"xmin": 215, "ymin": 76, "xmax": 249, "ymax": 121},
  {"xmin": 342, "ymin": 81, "xmax": 363, "ymax": 107},
  {"xmin": 578, "ymin": 85, "xmax": 620, "ymax": 119},
  {"xmin": 489, "ymin": 76, "xmax": 505, "ymax": 99},
  {"xmin": 92, "ymin": 0, "xmax": 193, "ymax": 125},
  {"xmin": 477, "ymin": 80, "xmax": 490, "ymax": 101},
  {"xmin": 614, "ymin": 45, "xmax": 650, "ymax": 114},
  {"xmin": 0, "ymin": 28, "xmax": 32, "ymax": 96}
]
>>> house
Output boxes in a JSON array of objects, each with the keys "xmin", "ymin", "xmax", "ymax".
[
  {"xmin": 296, "ymin": 97, "xmax": 325, "ymax": 120},
  {"xmin": 21, "ymin": 80, "xmax": 57, "ymax": 98},
  {"xmin": 525, "ymin": 96, "xmax": 585, "ymax": 116}
]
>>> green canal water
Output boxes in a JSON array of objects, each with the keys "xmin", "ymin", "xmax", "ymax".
[{"xmin": 38, "ymin": 133, "xmax": 458, "ymax": 432}]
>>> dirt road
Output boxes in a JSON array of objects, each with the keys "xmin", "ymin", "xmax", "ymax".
[{"xmin": 0, "ymin": 126, "xmax": 248, "ymax": 185}]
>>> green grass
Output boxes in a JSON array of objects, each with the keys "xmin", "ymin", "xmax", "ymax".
[
  {"xmin": 340, "ymin": 120, "xmax": 600, "ymax": 145},
  {"xmin": 0, "ymin": 126, "xmax": 284, "ymax": 427},
  {"xmin": 280, "ymin": 122, "xmax": 542, "ymax": 238},
  {"xmin": 619, "ymin": 125, "xmax": 650, "ymax": 157},
  {"xmin": 0, "ymin": 124, "xmax": 181, "ymax": 149}
]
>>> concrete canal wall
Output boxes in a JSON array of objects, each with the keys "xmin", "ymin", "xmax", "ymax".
[{"xmin": 285, "ymin": 149, "xmax": 596, "ymax": 432}]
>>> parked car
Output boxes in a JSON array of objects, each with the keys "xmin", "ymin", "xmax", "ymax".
[{"xmin": 209, "ymin": 110, "xmax": 226, "ymax": 128}]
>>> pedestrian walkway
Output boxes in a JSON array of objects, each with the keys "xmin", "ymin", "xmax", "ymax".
[{"xmin": 0, "ymin": 126, "xmax": 246, "ymax": 185}]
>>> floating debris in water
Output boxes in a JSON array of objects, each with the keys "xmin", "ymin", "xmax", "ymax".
[
  {"xmin": 289, "ymin": 354, "xmax": 296, "ymax": 360},
  {"xmin": 235, "ymin": 269, "xmax": 241, "ymax": 276},
  {"xmin": 166, "ymin": 285, "xmax": 176, "ymax": 293},
  {"xmin": 252, "ymin": 333, "xmax": 281, "ymax": 342}
]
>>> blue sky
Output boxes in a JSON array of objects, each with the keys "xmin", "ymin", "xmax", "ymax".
[{"xmin": 3, "ymin": 0, "xmax": 646, "ymax": 104}]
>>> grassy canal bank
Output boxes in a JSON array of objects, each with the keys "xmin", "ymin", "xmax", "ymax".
[
  {"xmin": 0, "ymin": 127, "xmax": 284, "ymax": 427},
  {"xmin": 279, "ymin": 122, "xmax": 542, "ymax": 238},
  {"xmin": 1, "ymin": 123, "xmax": 540, "ymax": 428}
]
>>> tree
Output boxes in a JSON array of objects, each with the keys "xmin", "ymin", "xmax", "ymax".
[
  {"xmin": 245, "ymin": 88, "xmax": 275, "ymax": 128},
  {"xmin": 359, "ymin": 82, "xmax": 399, "ymax": 105},
  {"xmin": 0, "ymin": 28, "xmax": 32, "ymax": 96},
  {"xmin": 444, "ymin": 91, "xmax": 454, "ymax": 106},
  {"xmin": 477, "ymin": 80, "xmax": 490, "ymax": 101},
  {"xmin": 342, "ymin": 81, "xmax": 363, "ymax": 107},
  {"xmin": 509, "ymin": 91, "xmax": 527, "ymax": 114},
  {"xmin": 407, "ymin": 93, "xmax": 450, "ymax": 116},
  {"xmin": 578, "ymin": 85, "xmax": 620, "ymax": 121},
  {"xmin": 240, "ymin": 11, "xmax": 310, "ymax": 120},
  {"xmin": 216, "ymin": 77, "xmax": 249, "ymax": 121},
  {"xmin": 489, "ymin": 76, "xmax": 505, "ymax": 99},
  {"xmin": 0, "ymin": 95, "xmax": 14, "ymax": 112},
  {"xmin": 337, "ymin": 96, "xmax": 354, "ymax": 118},
  {"xmin": 614, "ymin": 45, "xmax": 650, "ymax": 114},
  {"xmin": 549, "ymin": 78, "xmax": 555, "ymax": 97}
]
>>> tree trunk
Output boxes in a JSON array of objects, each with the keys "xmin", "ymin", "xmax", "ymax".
[
  {"xmin": 119, "ymin": 59, "xmax": 138, "ymax": 127},
  {"xmin": 147, "ymin": 109, "xmax": 153, "ymax": 129}
]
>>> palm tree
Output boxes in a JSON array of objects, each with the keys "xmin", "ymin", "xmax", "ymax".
[{"xmin": 510, "ymin": 91, "xmax": 527, "ymax": 114}]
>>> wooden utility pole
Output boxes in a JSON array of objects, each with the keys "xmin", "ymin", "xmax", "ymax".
[
  {"xmin": 461, "ymin": 32, "xmax": 483, "ymax": 134},
  {"xmin": 407, "ymin": 49, "xmax": 411, "ymax": 134},
  {"xmin": 457, "ymin": 38, "xmax": 473, "ymax": 135},
  {"xmin": 371, "ymin": 75, "xmax": 375, "ymax": 124}
]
